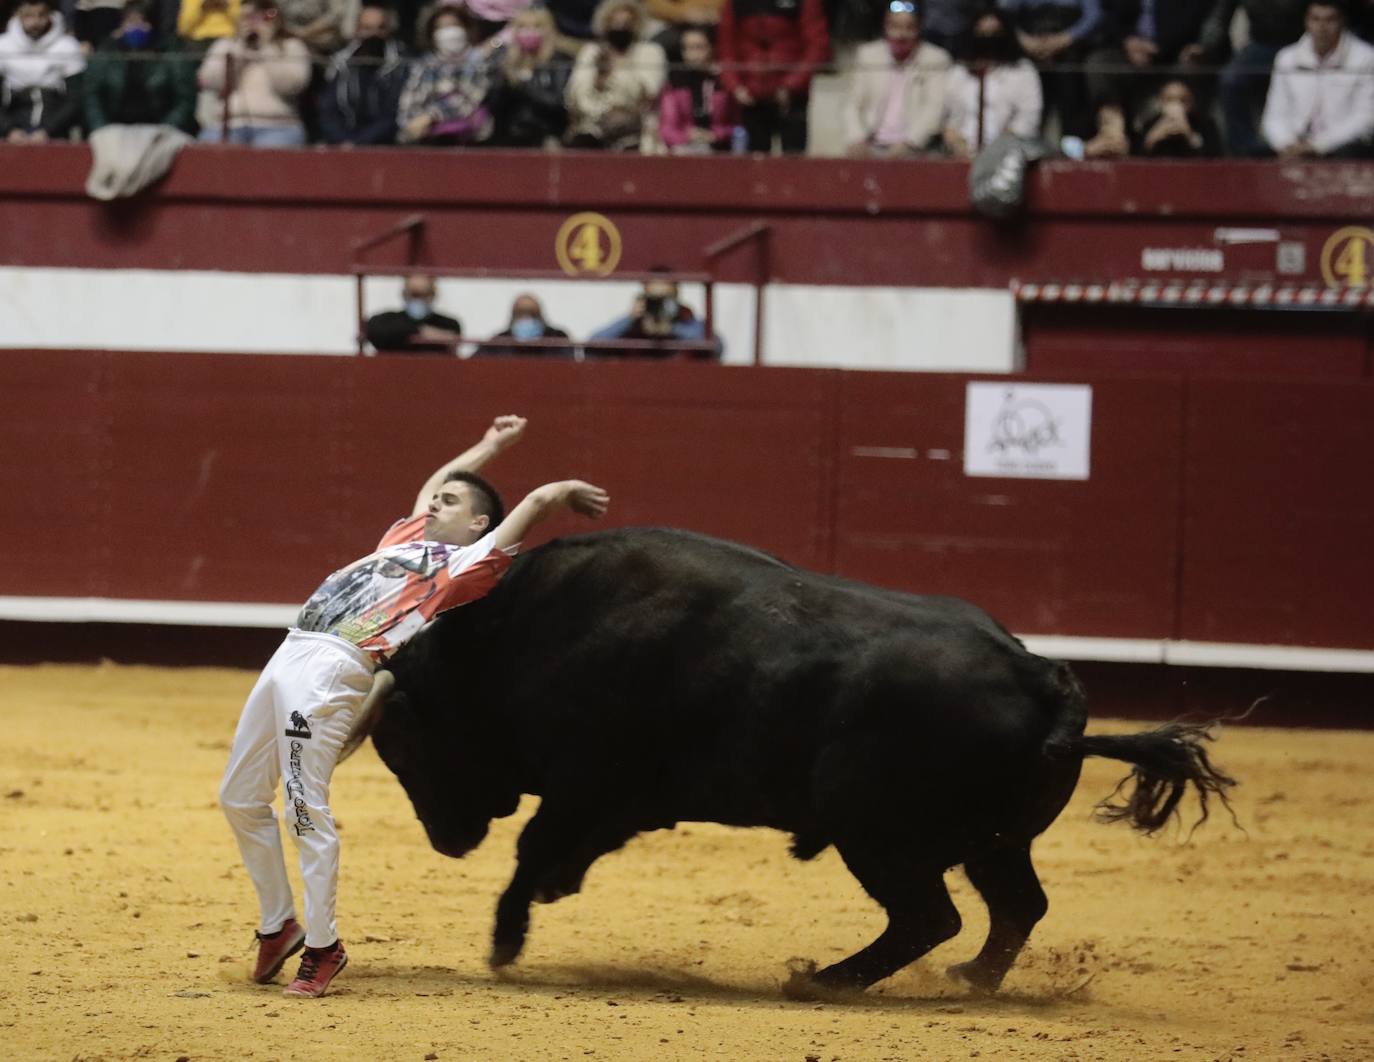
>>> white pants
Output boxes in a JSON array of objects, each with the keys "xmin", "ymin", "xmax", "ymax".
[{"xmin": 219, "ymin": 629, "xmax": 374, "ymax": 949}]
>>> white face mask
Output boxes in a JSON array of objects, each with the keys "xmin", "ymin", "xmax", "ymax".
[{"xmin": 433, "ymin": 24, "xmax": 468, "ymax": 56}]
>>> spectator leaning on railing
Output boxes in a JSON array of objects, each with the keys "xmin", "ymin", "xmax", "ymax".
[
  {"xmin": 587, "ymin": 267, "xmax": 722, "ymax": 358},
  {"xmin": 318, "ymin": 2, "xmax": 408, "ymax": 144},
  {"xmin": 1132, "ymin": 77, "xmax": 1221, "ymax": 157},
  {"xmin": 85, "ymin": 0, "xmax": 196, "ymax": 130},
  {"xmin": 844, "ymin": 0, "xmax": 950, "ymax": 158},
  {"xmin": 197, "ymin": 0, "xmax": 311, "ymax": 144},
  {"xmin": 365, "ymin": 273, "xmax": 464, "ymax": 354},
  {"xmin": 1202, "ymin": 0, "xmax": 1306, "ymax": 157},
  {"xmin": 1080, "ymin": 0, "xmax": 1214, "ymax": 158},
  {"xmin": 473, "ymin": 293, "xmax": 576, "ymax": 357},
  {"xmin": 659, "ymin": 23, "xmax": 737, "ymax": 152},
  {"xmin": 0, "ymin": 0, "xmax": 85, "ymax": 143},
  {"xmin": 717, "ymin": 0, "xmax": 828, "ymax": 153},
  {"xmin": 942, "ymin": 5, "xmax": 1040, "ymax": 156},
  {"xmin": 493, "ymin": 4, "xmax": 573, "ymax": 146},
  {"xmin": 1261, "ymin": 0, "xmax": 1374, "ymax": 157},
  {"xmin": 565, "ymin": 0, "xmax": 666, "ymax": 150}
]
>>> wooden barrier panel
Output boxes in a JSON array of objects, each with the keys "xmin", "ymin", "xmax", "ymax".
[{"xmin": 2, "ymin": 349, "xmax": 1372, "ymax": 651}]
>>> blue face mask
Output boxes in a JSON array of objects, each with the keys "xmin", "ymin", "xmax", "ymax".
[
  {"xmin": 121, "ymin": 25, "xmax": 153, "ymax": 48},
  {"xmin": 510, "ymin": 316, "xmax": 544, "ymax": 340},
  {"xmin": 404, "ymin": 298, "xmax": 432, "ymax": 321}
]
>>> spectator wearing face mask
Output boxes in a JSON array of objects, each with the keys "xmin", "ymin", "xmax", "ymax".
[
  {"xmin": 396, "ymin": 0, "xmax": 506, "ymax": 145},
  {"xmin": 1132, "ymin": 77, "xmax": 1220, "ymax": 156},
  {"xmin": 85, "ymin": 0, "xmax": 197, "ymax": 131},
  {"xmin": 0, "ymin": 0, "xmax": 85, "ymax": 143},
  {"xmin": 587, "ymin": 269, "xmax": 722, "ymax": 359},
  {"xmin": 565, "ymin": 0, "xmax": 666, "ymax": 150},
  {"xmin": 197, "ymin": 0, "xmax": 312, "ymax": 145},
  {"xmin": 474, "ymin": 294, "xmax": 576, "ymax": 357},
  {"xmin": 942, "ymin": 6, "xmax": 1040, "ymax": 156},
  {"xmin": 318, "ymin": 3, "xmax": 408, "ymax": 144},
  {"xmin": 716, "ymin": 0, "xmax": 829, "ymax": 154},
  {"xmin": 365, "ymin": 274, "xmax": 464, "ymax": 354},
  {"xmin": 844, "ymin": 0, "xmax": 951, "ymax": 157},
  {"xmin": 493, "ymin": 5, "xmax": 572, "ymax": 146},
  {"xmin": 659, "ymin": 24, "xmax": 736, "ymax": 152}
]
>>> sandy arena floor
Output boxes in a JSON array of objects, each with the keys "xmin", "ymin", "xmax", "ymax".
[{"xmin": 1, "ymin": 662, "xmax": 1371, "ymax": 1061}]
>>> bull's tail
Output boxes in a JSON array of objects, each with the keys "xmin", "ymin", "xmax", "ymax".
[{"xmin": 1073, "ymin": 721, "xmax": 1239, "ymax": 835}]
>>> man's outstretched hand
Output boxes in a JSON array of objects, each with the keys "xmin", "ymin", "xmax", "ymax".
[
  {"xmin": 485, "ymin": 415, "xmax": 528, "ymax": 452},
  {"xmin": 565, "ymin": 481, "xmax": 611, "ymax": 518}
]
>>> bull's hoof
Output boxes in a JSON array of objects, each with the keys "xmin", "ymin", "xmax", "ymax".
[
  {"xmin": 781, "ymin": 958, "xmax": 863, "ymax": 1003},
  {"xmin": 489, "ymin": 938, "xmax": 523, "ymax": 969},
  {"xmin": 945, "ymin": 960, "xmax": 1003, "ymax": 995}
]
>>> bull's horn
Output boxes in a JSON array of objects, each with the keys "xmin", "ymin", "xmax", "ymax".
[{"xmin": 339, "ymin": 669, "xmax": 395, "ymax": 763}]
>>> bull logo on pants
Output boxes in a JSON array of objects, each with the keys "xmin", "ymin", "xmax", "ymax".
[{"xmin": 285, "ymin": 711, "xmax": 312, "ymax": 739}]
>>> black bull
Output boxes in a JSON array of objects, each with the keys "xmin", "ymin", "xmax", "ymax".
[{"xmin": 353, "ymin": 528, "xmax": 1236, "ymax": 993}]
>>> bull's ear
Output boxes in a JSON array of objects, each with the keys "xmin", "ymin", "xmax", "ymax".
[{"xmin": 339, "ymin": 670, "xmax": 397, "ymax": 763}]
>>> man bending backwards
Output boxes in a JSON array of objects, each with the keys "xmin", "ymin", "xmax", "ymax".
[{"xmin": 219, "ymin": 415, "xmax": 609, "ymax": 997}]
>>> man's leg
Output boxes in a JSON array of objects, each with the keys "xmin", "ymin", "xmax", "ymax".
[
  {"xmin": 270, "ymin": 637, "xmax": 372, "ymax": 951},
  {"xmin": 1221, "ymin": 42, "xmax": 1279, "ymax": 156},
  {"xmin": 220, "ymin": 656, "xmax": 297, "ymax": 937}
]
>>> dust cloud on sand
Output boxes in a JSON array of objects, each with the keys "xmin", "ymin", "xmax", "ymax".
[{"xmin": 1, "ymin": 663, "xmax": 1371, "ymax": 1061}]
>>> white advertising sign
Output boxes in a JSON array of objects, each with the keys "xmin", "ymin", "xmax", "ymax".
[{"xmin": 964, "ymin": 382, "xmax": 1093, "ymax": 480}]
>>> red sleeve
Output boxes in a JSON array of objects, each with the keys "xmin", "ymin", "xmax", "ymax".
[
  {"xmin": 419, "ymin": 546, "xmax": 514, "ymax": 621},
  {"xmin": 376, "ymin": 514, "xmax": 425, "ymax": 550},
  {"xmin": 717, "ymin": 1, "xmax": 740, "ymax": 93},
  {"xmin": 783, "ymin": 0, "xmax": 830, "ymax": 95}
]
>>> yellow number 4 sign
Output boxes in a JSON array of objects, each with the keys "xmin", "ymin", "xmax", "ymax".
[
  {"xmin": 1320, "ymin": 226, "xmax": 1374, "ymax": 288},
  {"xmin": 555, "ymin": 212, "xmax": 623, "ymax": 277}
]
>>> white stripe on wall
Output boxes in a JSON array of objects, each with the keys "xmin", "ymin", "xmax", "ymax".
[
  {"xmin": 0, "ymin": 267, "xmax": 1018, "ymax": 372},
  {"xmin": 2, "ymin": 596, "xmax": 1369, "ymax": 672}
]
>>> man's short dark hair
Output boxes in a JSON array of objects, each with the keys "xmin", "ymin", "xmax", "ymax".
[
  {"xmin": 1309, "ymin": 0, "xmax": 1347, "ymax": 16},
  {"xmin": 444, "ymin": 470, "xmax": 505, "ymax": 526}
]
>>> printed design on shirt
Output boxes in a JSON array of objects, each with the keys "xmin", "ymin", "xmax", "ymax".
[
  {"xmin": 286, "ymin": 740, "xmax": 315, "ymax": 836},
  {"xmin": 297, "ymin": 541, "xmax": 454, "ymax": 645},
  {"xmin": 285, "ymin": 711, "xmax": 312, "ymax": 740}
]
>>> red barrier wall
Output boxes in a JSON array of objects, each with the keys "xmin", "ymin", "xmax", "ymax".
[{"xmin": 4, "ymin": 350, "xmax": 1371, "ymax": 651}]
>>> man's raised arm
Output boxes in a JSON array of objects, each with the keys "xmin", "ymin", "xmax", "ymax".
[
  {"xmin": 411, "ymin": 415, "xmax": 528, "ymax": 517},
  {"xmin": 493, "ymin": 480, "xmax": 610, "ymax": 552}
]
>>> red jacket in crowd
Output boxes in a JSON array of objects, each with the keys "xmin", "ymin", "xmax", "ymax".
[{"xmin": 717, "ymin": 0, "xmax": 830, "ymax": 101}]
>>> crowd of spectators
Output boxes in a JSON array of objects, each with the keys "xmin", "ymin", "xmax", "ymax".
[
  {"xmin": 2, "ymin": 0, "xmax": 1373, "ymax": 156},
  {"xmin": 363, "ymin": 271, "xmax": 722, "ymax": 357}
]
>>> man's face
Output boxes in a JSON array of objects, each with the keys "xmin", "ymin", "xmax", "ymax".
[
  {"xmin": 19, "ymin": 3, "xmax": 53, "ymax": 39},
  {"xmin": 356, "ymin": 7, "xmax": 389, "ymax": 39},
  {"xmin": 884, "ymin": 11, "xmax": 919, "ymax": 44},
  {"xmin": 425, "ymin": 481, "xmax": 488, "ymax": 546},
  {"xmin": 643, "ymin": 280, "xmax": 677, "ymax": 303},
  {"xmin": 1306, "ymin": 4, "xmax": 1343, "ymax": 54},
  {"xmin": 404, "ymin": 276, "xmax": 436, "ymax": 305},
  {"xmin": 681, "ymin": 30, "xmax": 711, "ymax": 67}
]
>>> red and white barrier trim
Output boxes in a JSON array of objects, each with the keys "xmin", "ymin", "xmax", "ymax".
[{"xmin": 1012, "ymin": 280, "xmax": 1374, "ymax": 308}]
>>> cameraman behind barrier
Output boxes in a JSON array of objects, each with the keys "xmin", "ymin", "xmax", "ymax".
[{"xmin": 586, "ymin": 265, "xmax": 723, "ymax": 360}]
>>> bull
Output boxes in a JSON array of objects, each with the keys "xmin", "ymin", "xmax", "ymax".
[{"xmin": 352, "ymin": 528, "xmax": 1235, "ymax": 994}]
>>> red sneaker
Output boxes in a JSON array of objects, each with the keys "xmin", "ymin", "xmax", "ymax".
[
  {"xmin": 282, "ymin": 940, "xmax": 348, "ymax": 998},
  {"xmin": 252, "ymin": 918, "xmax": 306, "ymax": 984}
]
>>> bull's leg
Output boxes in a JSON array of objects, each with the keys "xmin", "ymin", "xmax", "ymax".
[
  {"xmin": 490, "ymin": 802, "xmax": 637, "ymax": 968},
  {"xmin": 946, "ymin": 845, "xmax": 1047, "ymax": 993},
  {"xmin": 806, "ymin": 841, "xmax": 962, "ymax": 992}
]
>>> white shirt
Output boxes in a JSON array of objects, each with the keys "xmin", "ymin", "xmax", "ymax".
[
  {"xmin": 1261, "ymin": 31, "xmax": 1374, "ymax": 154},
  {"xmin": 944, "ymin": 59, "xmax": 1043, "ymax": 150}
]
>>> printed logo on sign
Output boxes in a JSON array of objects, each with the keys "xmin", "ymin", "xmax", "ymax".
[
  {"xmin": 1141, "ymin": 248, "xmax": 1224, "ymax": 273},
  {"xmin": 1319, "ymin": 226, "xmax": 1374, "ymax": 288},
  {"xmin": 964, "ymin": 383, "xmax": 1092, "ymax": 480},
  {"xmin": 285, "ymin": 710, "xmax": 312, "ymax": 739},
  {"xmin": 554, "ymin": 212, "xmax": 623, "ymax": 277}
]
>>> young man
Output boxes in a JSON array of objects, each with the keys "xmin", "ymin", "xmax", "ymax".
[{"xmin": 219, "ymin": 414, "xmax": 609, "ymax": 998}]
